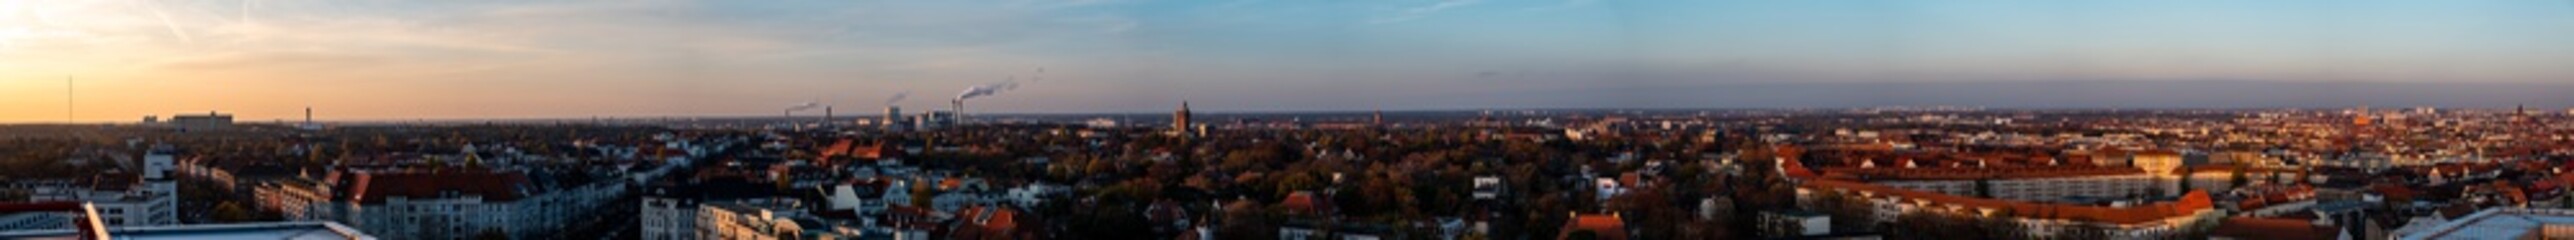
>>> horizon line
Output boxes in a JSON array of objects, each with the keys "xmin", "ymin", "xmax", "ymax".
[{"xmin": 8, "ymin": 106, "xmax": 2562, "ymax": 125}]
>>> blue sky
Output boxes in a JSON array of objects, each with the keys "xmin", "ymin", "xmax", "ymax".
[{"xmin": 4, "ymin": 0, "xmax": 2573, "ymax": 121}]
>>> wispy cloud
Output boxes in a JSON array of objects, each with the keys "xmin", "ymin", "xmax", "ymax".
[
  {"xmin": 1372, "ymin": 0, "xmax": 1483, "ymax": 24},
  {"xmin": 1525, "ymin": 0, "xmax": 1599, "ymax": 11},
  {"xmin": 7, "ymin": 0, "xmax": 2574, "ymax": 122},
  {"xmin": 237, "ymin": 0, "xmax": 256, "ymax": 25},
  {"xmin": 139, "ymin": 0, "xmax": 193, "ymax": 44}
]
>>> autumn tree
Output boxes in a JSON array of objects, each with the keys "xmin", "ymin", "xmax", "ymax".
[
  {"xmin": 212, "ymin": 202, "xmax": 257, "ymax": 223},
  {"xmin": 473, "ymin": 228, "xmax": 510, "ymax": 240}
]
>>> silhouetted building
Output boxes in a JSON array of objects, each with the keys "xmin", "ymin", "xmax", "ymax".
[
  {"xmin": 884, "ymin": 106, "xmax": 906, "ymax": 131},
  {"xmin": 170, "ymin": 112, "xmax": 233, "ymax": 131},
  {"xmin": 1173, "ymin": 101, "xmax": 1193, "ymax": 134}
]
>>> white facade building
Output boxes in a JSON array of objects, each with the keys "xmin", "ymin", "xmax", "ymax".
[
  {"xmin": 23, "ymin": 147, "xmax": 180, "ymax": 229},
  {"xmin": 641, "ymin": 195, "xmax": 699, "ymax": 240},
  {"xmin": 2401, "ymin": 208, "xmax": 2574, "ymax": 240},
  {"xmin": 0, "ymin": 212, "xmax": 69, "ymax": 232},
  {"xmin": 695, "ymin": 201, "xmax": 863, "ymax": 240},
  {"xmin": 260, "ymin": 169, "xmax": 625, "ymax": 240},
  {"xmin": 1800, "ymin": 180, "xmax": 2221, "ymax": 240},
  {"xmin": 1876, "ymin": 173, "xmax": 2168, "ymax": 202}
]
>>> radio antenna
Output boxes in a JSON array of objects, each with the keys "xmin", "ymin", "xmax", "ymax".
[{"xmin": 66, "ymin": 76, "xmax": 75, "ymax": 123}]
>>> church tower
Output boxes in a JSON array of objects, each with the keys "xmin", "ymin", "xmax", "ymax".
[{"xmin": 1173, "ymin": 101, "xmax": 1193, "ymax": 133}]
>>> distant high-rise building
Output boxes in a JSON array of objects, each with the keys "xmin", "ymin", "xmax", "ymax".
[
  {"xmin": 299, "ymin": 107, "xmax": 323, "ymax": 130},
  {"xmin": 170, "ymin": 112, "xmax": 233, "ymax": 131},
  {"xmin": 1373, "ymin": 111, "xmax": 1385, "ymax": 126},
  {"xmin": 917, "ymin": 111, "xmax": 956, "ymax": 130},
  {"xmin": 884, "ymin": 106, "xmax": 906, "ymax": 131},
  {"xmin": 2515, "ymin": 104, "xmax": 2530, "ymax": 125},
  {"xmin": 1173, "ymin": 101, "xmax": 1193, "ymax": 133}
]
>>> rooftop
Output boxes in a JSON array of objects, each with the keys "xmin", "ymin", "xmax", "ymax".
[
  {"xmin": 339, "ymin": 170, "xmax": 530, "ymax": 204},
  {"xmin": 2211, "ymin": 217, "xmax": 2338, "ymax": 240},
  {"xmin": 0, "ymin": 222, "xmax": 375, "ymax": 240},
  {"xmin": 2404, "ymin": 208, "xmax": 2574, "ymax": 240},
  {"xmin": 1821, "ymin": 166, "xmax": 2145, "ymax": 181},
  {"xmin": 1801, "ymin": 179, "xmax": 2213, "ymax": 225}
]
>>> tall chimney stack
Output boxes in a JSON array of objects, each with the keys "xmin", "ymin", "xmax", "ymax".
[{"xmin": 952, "ymin": 99, "xmax": 965, "ymax": 125}]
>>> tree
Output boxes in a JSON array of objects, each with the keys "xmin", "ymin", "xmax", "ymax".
[
  {"xmin": 1565, "ymin": 230, "xmax": 1600, "ymax": 240},
  {"xmin": 1275, "ymin": 173, "xmax": 1322, "ymax": 196},
  {"xmin": 2230, "ymin": 166, "xmax": 2252, "ymax": 190},
  {"xmin": 1218, "ymin": 202, "xmax": 1278, "ymax": 240},
  {"xmin": 1975, "ymin": 211, "xmax": 2027, "ymax": 239},
  {"xmin": 2055, "ymin": 224, "xmax": 2114, "ymax": 240},
  {"xmin": 1890, "ymin": 211, "xmax": 1954, "ymax": 240},
  {"xmin": 1811, "ymin": 191, "xmax": 1879, "ymax": 233},
  {"xmin": 912, "ymin": 181, "xmax": 934, "ymax": 207},
  {"xmin": 211, "ymin": 202, "xmax": 256, "ymax": 223},
  {"xmin": 1974, "ymin": 178, "xmax": 1995, "ymax": 198},
  {"xmin": 474, "ymin": 228, "xmax": 509, "ymax": 240},
  {"xmin": 2175, "ymin": 169, "xmax": 2195, "ymax": 194},
  {"xmin": 1610, "ymin": 187, "xmax": 1683, "ymax": 239}
]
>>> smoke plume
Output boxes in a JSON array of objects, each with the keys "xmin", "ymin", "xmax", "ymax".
[
  {"xmin": 885, "ymin": 92, "xmax": 910, "ymax": 106},
  {"xmin": 785, "ymin": 102, "xmax": 822, "ymax": 112},
  {"xmin": 955, "ymin": 81, "xmax": 1020, "ymax": 101}
]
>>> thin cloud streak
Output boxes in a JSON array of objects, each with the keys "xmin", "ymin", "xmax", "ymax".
[
  {"xmin": 1373, "ymin": 0, "xmax": 1483, "ymax": 24},
  {"xmin": 3, "ymin": 1, "xmax": 2573, "ymax": 122},
  {"xmin": 140, "ymin": 0, "xmax": 193, "ymax": 44}
]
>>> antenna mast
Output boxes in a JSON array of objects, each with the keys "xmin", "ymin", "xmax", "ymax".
[{"xmin": 66, "ymin": 76, "xmax": 74, "ymax": 123}]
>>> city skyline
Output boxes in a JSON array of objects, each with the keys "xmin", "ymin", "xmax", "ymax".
[{"xmin": 8, "ymin": 0, "xmax": 2574, "ymax": 123}]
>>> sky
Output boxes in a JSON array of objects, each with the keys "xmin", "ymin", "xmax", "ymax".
[{"xmin": 3, "ymin": 0, "xmax": 2574, "ymax": 122}]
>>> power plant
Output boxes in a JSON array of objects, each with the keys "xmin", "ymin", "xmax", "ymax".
[{"xmin": 883, "ymin": 106, "xmax": 905, "ymax": 131}]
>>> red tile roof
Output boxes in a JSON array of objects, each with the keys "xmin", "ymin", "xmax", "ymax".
[
  {"xmin": 1803, "ymin": 179, "xmax": 2212, "ymax": 224},
  {"xmin": 885, "ymin": 206, "xmax": 944, "ymax": 230},
  {"xmin": 950, "ymin": 206, "xmax": 1032, "ymax": 240},
  {"xmin": 2492, "ymin": 182, "xmax": 2531, "ymax": 206},
  {"xmin": 0, "ymin": 202, "xmax": 83, "ymax": 213},
  {"xmin": 1778, "ymin": 157, "xmax": 1819, "ymax": 179},
  {"xmin": 817, "ymin": 139, "xmax": 889, "ymax": 162},
  {"xmin": 1281, "ymin": 191, "xmax": 1332, "ymax": 216},
  {"xmin": 2372, "ymin": 184, "xmax": 2421, "ymax": 200},
  {"xmin": 2138, "ymin": 149, "xmax": 2180, "ymax": 157},
  {"xmin": 2211, "ymin": 217, "xmax": 2336, "ymax": 240},
  {"xmin": 2238, "ymin": 185, "xmax": 2317, "ymax": 210},
  {"xmin": 343, "ymin": 170, "xmax": 528, "ymax": 204},
  {"xmin": 1819, "ymin": 166, "xmax": 2143, "ymax": 181}
]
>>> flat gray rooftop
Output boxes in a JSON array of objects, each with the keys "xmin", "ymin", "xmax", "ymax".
[{"xmin": 2406, "ymin": 208, "xmax": 2574, "ymax": 240}]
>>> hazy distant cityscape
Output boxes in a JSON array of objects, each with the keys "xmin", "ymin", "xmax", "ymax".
[
  {"xmin": 4, "ymin": 105, "xmax": 2573, "ymax": 240},
  {"xmin": 10, "ymin": 1, "xmax": 2574, "ymax": 240}
]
